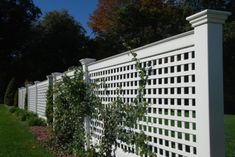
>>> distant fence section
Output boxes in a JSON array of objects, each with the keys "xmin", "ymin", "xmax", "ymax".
[
  {"xmin": 18, "ymin": 9, "xmax": 230, "ymax": 157},
  {"xmin": 36, "ymin": 80, "xmax": 49, "ymax": 119},
  {"xmin": 18, "ymin": 77, "xmax": 53, "ymax": 119},
  {"xmin": 18, "ymin": 87, "xmax": 26, "ymax": 109},
  {"xmin": 28, "ymin": 84, "xmax": 37, "ymax": 113}
]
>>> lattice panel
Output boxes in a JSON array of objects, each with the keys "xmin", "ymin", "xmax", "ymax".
[
  {"xmin": 36, "ymin": 80, "xmax": 49, "ymax": 119},
  {"xmin": 28, "ymin": 85, "xmax": 36, "ymax": 113},
  {"xmin": 89, "ymin": 46, "xmax": 197, "ymax": 157},
  {"xmin": 18, "ymin": 87, "xmax": 26, "ymax": 109}
]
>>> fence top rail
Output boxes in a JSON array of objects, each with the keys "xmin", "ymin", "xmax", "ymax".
[
  {"xmin": 36, "ymin": 80, "xmax": 48, "ymax": 86},
  {"xmin": 28, "ymin": 84, "xmax": 36, "ymax": 89},
  {"xmin": 87, "ymin": 30, "xmax": 194, "ymax": 67},
  {"xmin": 87, "ymin": 30, "xmax": 194, "ymax": 71}
]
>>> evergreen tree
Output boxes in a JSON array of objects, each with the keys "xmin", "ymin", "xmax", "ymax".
[{"xmin": 4, "ymin": 78, "xmax": 16, "ymax": 106}]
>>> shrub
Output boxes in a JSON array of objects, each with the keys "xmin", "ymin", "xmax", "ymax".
[
  {"xmin": 20, "ymin": 112, "xmax": 28, "ymax": 121},
  {"xmin": 26, "ymin": 112, "xmax": 38, "ymax": 118},
  {"xmin": 28, "ymin": 116, "xmax": 46, "ymax": 126},
  {"xmin": 18, "ymin": 111, "xmax": 31, "ymax": 121},
  {"xmin": 9, "ymin": 106, "xmax": 18, "ymax": 113},
  {"xmin": 46, "ymin": 85, "xmax": 53, "ymax": 125},
  {"xmin": 4, "ymin": 78, "xmax": 16, "ymax": 106},
  {"xmin": 15, "ymin": 108, "xmax": 25, "ymax": 117},
  {"xmin": 14, "ymin": 108, "xmax": 31, "ymax": 120},
  {"xmin": 8, "ymin": 105, "xmax": 46, "ymax": 126}
]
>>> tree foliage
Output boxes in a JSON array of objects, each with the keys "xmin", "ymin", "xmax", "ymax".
[
  {"xmin": 22, "ymin": 10, "xmax": 90, "ymax": 81},
  {"xmin": 0, "ymin": 7, "xmax": 90, "ymax": 103},
  {"xmin": 4, "ymin": 78, "xmax": 16, "ymax": 106},
  {"xmin": 0, "ymin": 0, "xmax": 41, "ymax": 103},
  {"xmin": 89, "ymin": 0, "xmax": 192, "ymax": 56},
  {"xmin": 0, "ymin": 0, "xmax": 41, "ymax": 56},
  {"xmin": 88, "ymin": 0, "xmax": 133, "ymax": 34}
]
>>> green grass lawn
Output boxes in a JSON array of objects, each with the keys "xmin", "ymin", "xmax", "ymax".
[
  {"xmin": 225, "ymin": 114, "xmax": 235, "ymax": 157},
  {"xmin": 0, "ymin": 105, "xmax": 53, "ymax": 157}
]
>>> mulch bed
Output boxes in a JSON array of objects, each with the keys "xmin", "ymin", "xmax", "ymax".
[
  {"xmin": 30, "ymin": 126, "xmax": 75, "ymax": 157},
  {"xmin": 30, "ymin": 126, "xmax": 52, "ymax": 143}
]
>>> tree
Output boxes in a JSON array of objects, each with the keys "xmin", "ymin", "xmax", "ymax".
[
  {"xmin": 4, "ymin": 78, "xmax": 16, "ymax": 106},
  {"xmin": 0, "ymin": 0, "xmax": 41, "ymax": 103},
  {"xmin": 88, "ymin": 0, "xmax": 134, "ymax": 34},
  {"xmin": 0, "ymin": 0, "xmax": 41, "ymax": 57},
  {"xmin": 21, "ymin": 10, "xmax": 90, "ymax": 81},
  {"xmin": 89, "ymin": 0, "xmax": 192, "ymax": 56},
  {"xmin": 223, "ymin": 20, "xmax": 235, "ymax": 114},
  {"xmin": 182, "ymin": 0, "xmax": 228, "ymax": 11},
  {"xmin": 113, "ymin": 3, "xmax": 191, "ymax": 48}
]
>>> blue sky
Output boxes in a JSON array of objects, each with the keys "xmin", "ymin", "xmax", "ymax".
[{"xmin": 33, "ymin": 0, "xmax": 98, "ymax": 36}]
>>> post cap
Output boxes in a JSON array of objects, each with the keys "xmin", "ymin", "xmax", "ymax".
[
  {"xmin": 34, "ymin": 81, "xmax": 40, "ymax": 84},
  {"xmin": 80, "ymin": 58, "xmax": 96, "ymax": 66},
  {"xmin": 186, "ymin": 9, "xmax": 231, "ymax": 27},
  {"xmin": 51, "ymin": 72, "xmax": 62, "ymax": 77},
  {"xmin": 46, "ymin": 75, "xmax": 53, "ymax": 79}
]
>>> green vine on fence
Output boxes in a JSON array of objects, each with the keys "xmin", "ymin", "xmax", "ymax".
[
  {"xmin": 92, "ymin": 43, "xmax": 155, "ymax": 157},
  {"xmin": 48, "ymin": 44, "xmax": 154, "ymax": 156},
  {"xmin": 46, "ymin": 84, "xmax": 53, "ymax": 125},
  {"xmin": 52, "ymin": 68, "xmax": 99, "ymax": 156}
]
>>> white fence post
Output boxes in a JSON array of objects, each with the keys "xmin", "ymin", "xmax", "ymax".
[
  {"xmin": 80, "ymin": 58, "xmax": 96, "ymax": 149},
  {"xmin": 187, "ymin": 9, "xmax": 230, "ymax": 157},
  {"xmin": 34, "ymin": 81, "xmax": 40, "ymax": 114},
  {"xmin": 18, "ymin": 87, "xmax": 26, "ymax": 109},
  {"xmin": 51, "ymin": 72, "xmax": 62, "ymax": 127},
  {"xmin": 47, "ymin": 75, "xmax": 53, "ymax": 86},
  {"xmin": 26, "ymin": 84, "xmax": 31, "ymax": 111}
]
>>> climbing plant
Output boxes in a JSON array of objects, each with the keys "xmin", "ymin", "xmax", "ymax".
[
  {"xmin": 46, "ymin": 84, "xmax": 53, "ymax": 125},
  {"xmin": 52, "ymin": 68, "xmax": 99, "ymax": 156},
  {"xmin": 92, "ymin": 44, "xmax": 155, "ymax": 157},
  {"xmin": 50, "ymin": 46, "xmax": 154, "ymax": 156}
]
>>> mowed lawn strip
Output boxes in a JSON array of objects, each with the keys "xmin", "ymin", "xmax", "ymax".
[
  {"xmin": 0, "ymin": 105, "xmax": 53, "ymax": 157},
  {"xmin": 225, "ymin": 114, "xmax": 235, "ymax": 157}
]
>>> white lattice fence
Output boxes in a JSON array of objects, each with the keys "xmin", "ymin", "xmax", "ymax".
[
  {"xmin": 21, "ymin": 9, "xmax": 229, "ymax": 157},
  {"xmin": 80, "ymin": 9, "xmax": 230, "ymax": 157},
  {"xmin": 28, "ymin": 84, "xmax": 37, "ymax": 113},
  {"xmin": 86, "ymin": 33, "xmax": 196, "ymax": 157},
  {"xmin": 36, "ymin": 80, "xmax": 49, "ymax": 119},
  {"xmin": 25, "ymin": 76, "xmax": 53, "ymax": 118}
]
